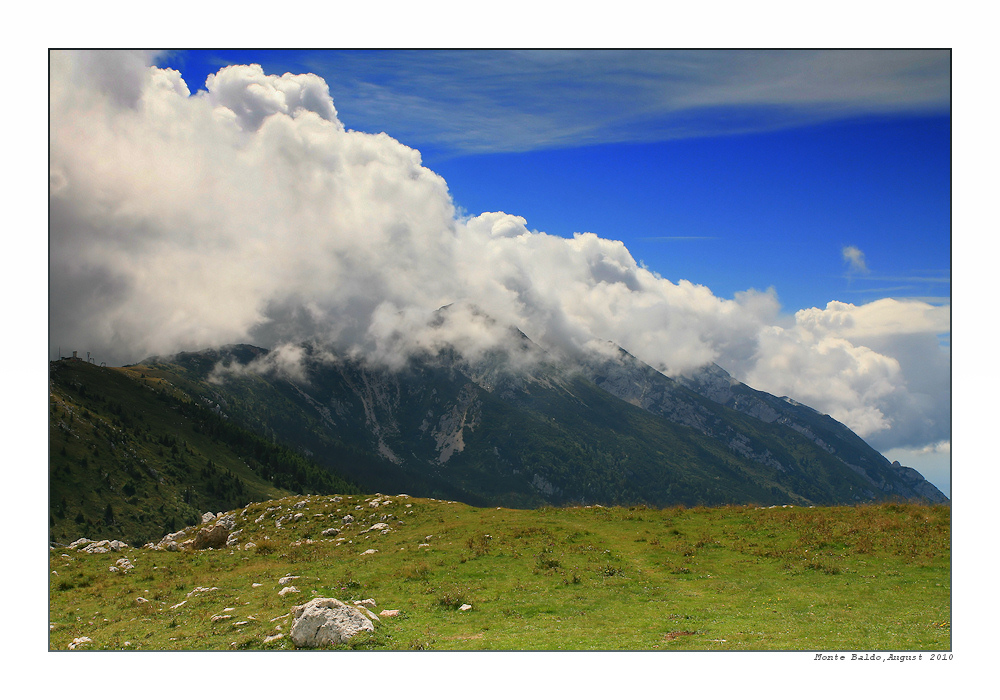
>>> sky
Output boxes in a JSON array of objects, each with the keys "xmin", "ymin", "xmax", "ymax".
[{"xmin": 48, "ymin": 49, "xmax": 951, "ymax": 495}]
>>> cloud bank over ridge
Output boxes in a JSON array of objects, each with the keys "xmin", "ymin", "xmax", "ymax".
[{"xmin": 49, "ymin": 51, "xmax": 949, "ymax": 455}]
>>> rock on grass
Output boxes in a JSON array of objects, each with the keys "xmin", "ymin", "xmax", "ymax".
[{"xmin": 289, "ymin": 598, "xmax": 375, "ymax": 647}]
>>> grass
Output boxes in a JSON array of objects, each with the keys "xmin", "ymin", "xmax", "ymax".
[{"xmin": 48, "ymin": 495, "xmax": 950, "ymax": 651}]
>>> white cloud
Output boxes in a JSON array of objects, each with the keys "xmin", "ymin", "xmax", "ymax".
[
  {"xmin": 795, "ymin": 298, "xmax": 950, "ymax": 339},
  {"xmin": 49, "ymin": 51, "xmax": 949, "ymax": 457},
  {"xmin": 204, "ymin": 64, "xmax": 340, "ymax": 132},
  {"xmin": 842, "ymin": 245, "xmax": 869, "ymax": 274},
  {"xmin": 51, "ymin": 51, "xmax": 458, "ymax": 365},
  {"xmin": 739, "ymin": 299, "xmax": 950, "ymax": 449}
]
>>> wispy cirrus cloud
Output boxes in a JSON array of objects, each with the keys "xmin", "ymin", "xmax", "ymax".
[
  {"xmin": 842, "ymin": 271, "xmax": 950, "ymax": 303},
  {"xmin": 291, "ymin": 49, "xmax": 950, "ymax": 155}
]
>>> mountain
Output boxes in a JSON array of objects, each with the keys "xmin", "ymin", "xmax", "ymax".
[{"xmin": 118, "ymin": 323, "xmax": 945, "ymax": 511}]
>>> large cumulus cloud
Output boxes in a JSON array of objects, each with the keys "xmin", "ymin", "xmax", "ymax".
[
  {"xmin": 49, "ymin": 51, "xmax": 949, "ymax": 455},
  {"xmin": 51, "ymin": 50, "xmax": 458, "ymax": 364}
]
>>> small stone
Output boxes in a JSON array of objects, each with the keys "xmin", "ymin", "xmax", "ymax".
[{"xmin": 186, "ymin": 586, "xmax": 219, "ymax": 597}]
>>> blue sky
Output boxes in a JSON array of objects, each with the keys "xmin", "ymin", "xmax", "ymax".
[{"xmin": 157, "ymin": 49, "xmax": 950, "ymax": 316}]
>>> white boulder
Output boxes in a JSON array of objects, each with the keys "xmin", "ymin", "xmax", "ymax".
[{"xmin": 289, "ymin": 598, "xmax": 375, "ymax": 647}]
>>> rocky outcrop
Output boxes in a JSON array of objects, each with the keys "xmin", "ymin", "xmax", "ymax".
[
  {"xmin": 190, "ymin": 514, "xmax": 236, "ymax": 550},
  {"xmin": 69, "ymin": 538, "xmax": 130, "ymax": 553},
  {"xmin": 144, "ymin": 514, "xmax": 237, "ymax": 551},
  {"xmin": 289, "ymin": 598, "xmax": 376, "ymax": 647}
]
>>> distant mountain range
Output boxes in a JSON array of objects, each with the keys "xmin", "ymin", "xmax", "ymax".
[{"xmin": 134, "ymin": 319, "xmax": 946, "ymax": 507}]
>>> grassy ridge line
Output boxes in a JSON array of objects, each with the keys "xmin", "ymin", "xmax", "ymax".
[
  {"xmin": 49, "ymin": 360, "xmax": 361, "ymax": 546},
  {"xmin": 49, "ymin": 495, "xmax": 950, "ymax": 651}
]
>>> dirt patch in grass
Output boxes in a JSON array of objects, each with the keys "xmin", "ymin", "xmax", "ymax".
[{"xmin": 662, "ymin": 630, "xmax": 696, "ymax": 641}]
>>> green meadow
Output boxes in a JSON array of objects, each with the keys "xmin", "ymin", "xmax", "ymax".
[{"xmin": 49, "ymin": 494, "xmax": 950, "ymax": 651}]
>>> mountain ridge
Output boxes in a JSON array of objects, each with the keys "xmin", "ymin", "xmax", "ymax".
[{"xmin": 134, "ymin": 329, "xmax": 947, "ymax": 508}]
